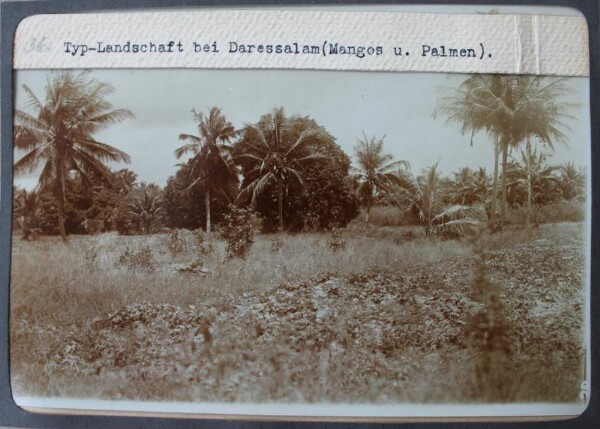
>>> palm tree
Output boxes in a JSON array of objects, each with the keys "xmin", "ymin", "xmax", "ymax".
[
  {"xmin": 351, "ymin": 134, "xmax": 409, "ymax": 226},
  {"xmin": 557, "ymin": 162, "xmax": 585, "ymax": 201},
  {"xmin": 512, "ymin": 77, "xmax": 575, "ymax": 227},
  {"xmin": 115, "ymin": 169, "xmax": 138, "ymax": 194},
  {"xmin": 506, "ymin": 147, "xmax": 560, "ymax": 221},
  {"xmin": 234, "ymin": 107, "xmax": 329, "ymax": 232},
  {"xmin": 129, "ymin": 184, "xmax": 163, "ymax": 234},
  {"xmin": 175, "ymin": 107, "xmax": 238, "ymax": 237},
  {"xmin": 13, "ymin": 187, "xmax": 42, "ymax": 240},
  {"xmin": 448, "ymin": 167, "xmax": 490, "ymax": 206},
  {"xmin": 385, "ymin": 163, "xmax": 482, "ymax": 237},
  {"xmin": 436, "ymin": 74, "xmax": 504, "ymax": 225},
  {"xmin": 436, "ymin": 75, "xmax": 575, "ymax": 227},
  {"xmin": 13, "ymin": 71, "xmax": 132, "ymax": 242}
]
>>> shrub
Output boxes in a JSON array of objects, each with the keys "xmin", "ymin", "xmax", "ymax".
[
  {"xmin": 328, "ymin": 226, "xmax": 346, "ymax": 252},
  {"xmin": 167, "ymin": 229, "xmax": 185, "ymax": 256},
  {"xmin": 221, "ymin": 206, "xmax": 255, "ymax": 259},
  {"xmin": 85, "ymin": 245, "xmax": 99, "ymax": 267},
  {"xmin": 115, "ymin": 246, "xmax": 155, "ymax": 270},
  {"xmin": 194, "ymin": 229, "xmax": 214, "ymax": 256},
  {"xmin": 270, "ymin": 234, "xmax": 283, "ymax": 254}
]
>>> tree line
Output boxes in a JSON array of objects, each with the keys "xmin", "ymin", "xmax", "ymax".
[{"xmin": 13, "ymin": 71, "xmax": 585, "ymax": 242}]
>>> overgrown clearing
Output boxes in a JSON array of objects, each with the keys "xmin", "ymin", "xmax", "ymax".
[{"xmin": 10, "ymin": 223, "xmax": 585, "ymax": 403}]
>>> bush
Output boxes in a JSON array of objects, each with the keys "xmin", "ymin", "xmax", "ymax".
[
  {"xmin": 194, "ymin": 229, "xmax": 214, "ymax": 256},
  {"xmin": 270, "ymin": 234, "xmax": 283, "ymax": 254},
  {"xmin": 328, "ymin": 227, "xmax": 346, "ymax": 252},
  {"xmin": 220, "ymin": 206, "xmax": 255, "ymax": 259},
  {"xmin": 167, "ymin": 229, "xmax": 185, "ymax": 256},
  {"xmin": 115, "ymin": 246, "xmax": 155, "ymax": 270}
]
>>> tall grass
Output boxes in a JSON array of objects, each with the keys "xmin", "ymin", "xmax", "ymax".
[
  {"xmin": 9, "ymin": 224, "xmax": 565, "ymax": 336},
  {"xmin": 10, "ymin": 223, "xmax": 585, "ymax": 403},
  {"xmin": 506, "ymin": 200, "xmax": 585, "ymax": 225},
  {"xmin": 355, "ymin": 206, "xmax": 415, "ymax": 227},
  {"xmin": 11, "ymin": 230, "xmax": 469, "ymax": 321}
]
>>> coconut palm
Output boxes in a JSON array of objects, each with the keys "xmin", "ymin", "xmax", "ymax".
[
  {"xmin": 175, "ymin": 107, "xmax": 238, "ymax": 236},
  {"xmin": 436, "ymin": 75, "xmax": 504, "ymax": 225},
  {"xmin": 385, "ymin": 163, "xmax": 483, "ymax": 237},
  {"xmin": 13, "ymin": 187, "xmax": 42, "ymax": 240},
  {"xmin": 351, "ymin": 134, "xmax": 409, "ymax": 225},
  {"xmin": 234, "ymin": 107, "xmax": 329, "ymax": 232},
  {"xmin": 506, "ymin": 146, "xmax": 560, "ymax": 218},
  {"xmin": 511, "ymin": 77, "xmax": 575, "ymax": 227},
  {"xmin": 436, "ymin": 75, "xmax": 575, "ymax": 227},
  {"xmin": 557, "ymin": 162, "xmax": 585, "ymax": 201},
  {"xmin": 13, "ymin": 71, "xmax": 132, "ymax": 242},
  {"xmin": 448, "ymin": 167, "xmax": 490, "ymax": 206},
  {"xmin": 129, "ymin": 184, "xmax": 163, "ymax": 234},
  {"xmin": 115, "ymin": 169, "xmax": 138, "ymax": 194}
]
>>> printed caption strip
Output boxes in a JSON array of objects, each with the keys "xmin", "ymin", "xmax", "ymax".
[{"xmin": 14, "ymin": 10, "xmax": 589, "ymax": 76}]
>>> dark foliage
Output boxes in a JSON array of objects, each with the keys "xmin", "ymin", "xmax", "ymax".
[
  {"xmin": 163, "ymin": 158, "xmax": 233, "ymax": 230},
  {"xmin": 24, "ymin": 168, "xmax": 142, "ymax": 236},
  {"xmin": 220, "ymin": 205, "xmax": 255, "ymax": 259},
  {"xmin": 234, "ymin": 114, "xmax": 359, "ymax": 232}
]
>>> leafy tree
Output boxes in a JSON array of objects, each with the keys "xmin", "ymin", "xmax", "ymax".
[
  {"xmin": 30, "ymin": 167, "xmax": 140, "ymax": 235},
  {"xmin": 175, "ymin": 107, "xmax": 238, "ymax": 236},
  {"xmin": 13, "ymin": 71, "xmax": 132, "ymax": 242},
  {"xmin": 221, "ymin": 205, "xmax": 255, "ymax": 259},
  {"xmin": 247, "ymin": 151, "xmax": 359, "ymax": 233},
  {"xmin": 297, "ymin": 163, "xmax": 359, "ymax": 232},
  {"xmin": 163, "ymin": 158, "xmax": 232, "ymax": 230},
  {"xmin": 350, "ymin": 134, "xmax": 409, "ymax": 225},
  {"xmin": 62, "ymin": 168, "xmax": 135, "ymax": 233},
  {"xmin": 234, "ymin": 107, "xmax": 330, "ymax": 232}
]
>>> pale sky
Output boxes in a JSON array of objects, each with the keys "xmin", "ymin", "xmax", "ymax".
[
  {"xmin": 13, "ymin": 68, "xmax": 590, "ymax": 190},
  {"xmin": 11, "ymin": 4, "xmax": 590, "ymax": 189}
]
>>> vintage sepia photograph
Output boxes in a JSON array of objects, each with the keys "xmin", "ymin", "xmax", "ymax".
[{"xmin": 9, "ymin": 66, "xmax": 590, "ymax": 413}]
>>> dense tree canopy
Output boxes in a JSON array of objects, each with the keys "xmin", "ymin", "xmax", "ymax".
[
  {"xmin": 234, "ymin": 110, "xmax": 358, "ymax": 232},
  {"xmin": 163, "ymin": 158, "xmax": 233, "ymax": 230},
  {"xmin": 11, "ymin": 71, "xmax": 585, "ymax": 240}
]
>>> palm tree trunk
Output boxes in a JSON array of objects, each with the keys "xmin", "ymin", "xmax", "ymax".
[
  {"xmin": 364, "ymin": 204, "xmax": 371, "ymax": 227},
  {"xmin": 500, "ymin": 138, "xmax": 509, "ymax": 225},
  {"xmin": 490, "ymin": 135, "xmax": 500, "ymax": 226},
  {"xmin": 525, "ymin": 137, "xmax": 533, "ymax": 229},
  {"xmin": 54, "ymin": 157, "xmax": 68, "ymax": 243},
  {"xmin": 205, "ymin": 187, "xmax": 211, "ymax": 237},
  {"xmin": 277, "ymin": 182, "xmax": 284, "ymax": 232}
]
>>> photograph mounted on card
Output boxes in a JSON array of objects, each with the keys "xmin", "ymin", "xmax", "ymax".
[{"xmin": 8, "ymin": 4, "xmax": 591, "ymax": 420}]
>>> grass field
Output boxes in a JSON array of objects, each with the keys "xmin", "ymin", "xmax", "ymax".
[{"xmin": 10, "ymin": 223, "xmax": 587, "ymax": 403}]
